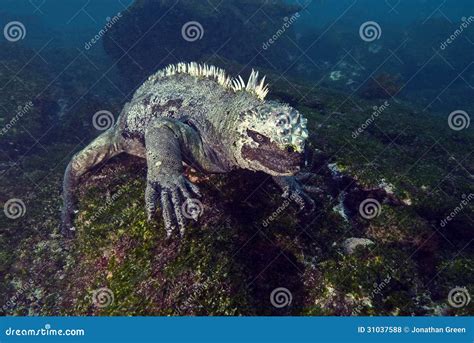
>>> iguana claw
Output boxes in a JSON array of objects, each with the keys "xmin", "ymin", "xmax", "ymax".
[{"xmin": 146, "ymin": 176, "xmax": 201, "ymax": 237}]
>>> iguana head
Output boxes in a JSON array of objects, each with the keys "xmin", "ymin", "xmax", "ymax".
[{"xmin": 235, "ymin": 101, "xmax": 309, "ymax": 176}]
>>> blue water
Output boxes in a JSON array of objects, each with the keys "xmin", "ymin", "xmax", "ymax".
[{"xmin": 1, "ymin": 0, "xmax": 472, "ymax": 113}]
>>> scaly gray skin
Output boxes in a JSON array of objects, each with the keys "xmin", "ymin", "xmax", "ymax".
[{"xmin": 61, "ymin": 63, "xmax": 317, "ymax": 237}]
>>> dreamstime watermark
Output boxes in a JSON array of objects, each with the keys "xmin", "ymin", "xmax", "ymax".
[
  {"xmin": 92, "ymin": 110, "xmax": 115, "ymax": 131},
  {"xmin": 262, "ymin": 191, "xmax": 304, "ymax": 227},
  {"xmin": 84, "ymin": 12, "xmax": 122, "ymax": 50},
  {"xmin": 440, "ymin": 16, "xmax": 474, "ymax": 50},
  {"xmin": 359, "ymin": 21, "xmax": 382, "ymax": 42},
  {"xmin": 358, "ymin": 198, "xmax": 381, "ymax": 219},
  {"xmin": 1, "ymin": 262, "xmax": 49, "ymax": 314},
  {"xmin": 262, "ymin": 12, "xmax": 300, "ymax": 50},
  {"xmin": 353, "ymin": 273, "xmax": 392, "ymax": 315},
  {"xmin": 175, "ymin": 280, "xmax": 211, "ymax": 314},
  {"xmin": 447, "ymin": 286, "xmax": 471, "ymax": 308},
  {"xmin": 89, "ymin": 187, "xmax": 126, "ymax": 223},
  {"xmin": 448, "ymin": 110, "xmax": 470, "ymax": 131},
  {"xmin": 270, "ymin": 287, "xmax": 292, "ymax": 308},
  {"xmin": 3, "ymin": 198, "xmax": 26, "ymax": 219},
  {"xmin": 181, "ymin": 21, "xmax": 204, "ymax": 42},
  {"xmin": 5, "ymin": 324, "xmax": 85, "ymax": 337},
  {"xmin": 91, "ymin": 287, "xmax": 114, "ymax": 308},
  {"xmin": 181, "ymin": 198, "xmax": 204, "ymax": 220},
  {"xmin": 1, "ymin": 278, "xmax": 35, "ymax": 313},
  {"xmin": 352, "ymin": 101, "xmax": 390, "ymax": 139},
  {"xmin": 0, "ymin": 101, "xmax": 34, "ymax": 136},
  {"xmin": 3, "ymin": 21, "xmax": 26, "ymax": 42},
  {"xmin": 440, "ymin": 193, "xmax": 473, "ymax": 227}
]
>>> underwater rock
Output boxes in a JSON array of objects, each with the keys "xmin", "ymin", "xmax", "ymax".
[
  {"xmin": 341, "ymin": 238, "xmax": 374, "ymax": 255},
  {"xmin": 47, "ymin": 98, "xmax": 436, "ymax": 315},
  {"xmin": 329, "ymin": 70, "xmax": 343, "ymax": 81},
  {"xmin": 2, "ymin": 55, "xmax": 472, "ymax": 316}
]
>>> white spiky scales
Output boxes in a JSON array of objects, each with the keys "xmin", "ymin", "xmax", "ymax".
[{"xmin": 151, "ymin": 62, "xmax": 270, "ymax": 100}]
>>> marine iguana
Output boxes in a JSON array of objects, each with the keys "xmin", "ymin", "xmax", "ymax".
[{"xmin": 61, "ymin": 62, "xmax": 316, "ymax": 237}]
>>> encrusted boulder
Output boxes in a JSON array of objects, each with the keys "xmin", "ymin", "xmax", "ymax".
[{"xmin": 341, "ymin": 238, "xmax": 374, "ymax": 255}]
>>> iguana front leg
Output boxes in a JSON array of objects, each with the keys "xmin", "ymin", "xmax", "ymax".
[
  {"xmin": 273, "ymin": 174, "xmax": 320, "ymax": 212},
  {"xmin": 145, "ymin": 118, "xmax": 201, "ymax": 237}
]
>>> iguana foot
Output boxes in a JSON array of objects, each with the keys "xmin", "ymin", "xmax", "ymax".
[
  {"xmin": 146, "ymin": 175, "xmax": 201, "ymax": 237},
  {"xmin": 273, "ymin": 175, "xmax": 320, "ymax": 213}
]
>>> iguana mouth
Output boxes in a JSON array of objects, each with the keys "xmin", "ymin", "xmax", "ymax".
[{"xmin": 241, "ymin": 144, "xmax": 302, "ymax": 174}]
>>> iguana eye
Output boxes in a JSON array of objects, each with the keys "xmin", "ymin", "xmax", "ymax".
[
  {"xmin": 276, "ymin": 114, "xmax": 290, "ymax": 127},
  {"xmin": 276, "ymin": 118, "xmax": 286, "ymax": 126},
  {"xmin": 255, "ymin": 134, "xmax": 264, "ymax": 141}
]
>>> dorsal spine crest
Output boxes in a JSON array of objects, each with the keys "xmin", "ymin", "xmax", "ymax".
[{"xmin": 151, "ymin": 62, "xmax": 270, "ymax": 100}]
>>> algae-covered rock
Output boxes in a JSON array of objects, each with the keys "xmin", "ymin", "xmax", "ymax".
[
  {"xmin": 1, "ymin": 58, "xmax": 472, "ymax": 316},
  {"xmin": 342, "ymin": 238, "xmax": 374, "ymax": 255}
]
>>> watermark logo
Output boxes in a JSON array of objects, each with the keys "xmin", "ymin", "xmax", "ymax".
[
  {"xmin": 92, "ymin": 287, "xmax": 114, "ymax": 308},
  {"xmin": 262, "ymin": 191, "xmax": 304, "ymax": 227},
  {"xmin": 359, "ymin": 21, "xmax": 382, "ymax": 42},
  {"xmin": 89, "ymin": 187, "xmax": 126, "ymax": 223},
  {"xmin": 84, "ymin": 12, "xmax": 122, "ymax": 50},
  {"xmin": 440, "ymin": 16, "xmax": 474, "ymax": 50},
  {"xmin": 440, "ymin": 193, "xmax": 473, "ymax": 227},
  {"xmin": 5, "ymin": 324, "xmax": 85, "ymax": 337},
  {"xmin": 270, "ymin": 287, "xmax": 292, "ymax": 308},
  {"xmin": 353, "ymin": 273, "xmax": 392, "ymax": 315},
  {"xmin": 4, "ymin": 198, "xmax": 26, "ymax": 219},
  {"xmin": 262, "ymin": 13, "xmax": 300, "ymax": 50},
  {"xmin": 181, "ymin": 21, "xmax": 204, "ymax": 42},
  {"xmin": 352, "ymin": 101, "xmax": 390, "ymax": 139},
  {"xmin": 181, "ymin": 198, "xmax": 204, "ymax": 220},
  {"xmin": 0, "ymin": 101, "xmax": 34, "ymax": 136},
  {"xmin": 448, "ymin": 286, "xmax": 471, "ymax": 308},
  {"xmin": 448, "ymin": 110, "xmax": 470, "ymax": 131},
  {"xmin": 2, "ymin": 278, "xmax": 35, "ymax": 312},
  {"xmin": 358, "ymin": 198, "xmax": 381, "ymax": 219},
  {"xmin": 92, "ymin": 110, "xmax": 115, "ymax": 131},
  {"xmin": 4, "ymin": 21, "xmax": 26, "ymax": 42},
  {"xmin": 174, "ymin": 280, "xmax": 211, "ymax": 314}
]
